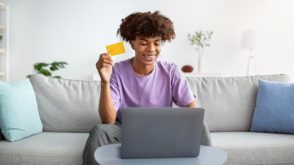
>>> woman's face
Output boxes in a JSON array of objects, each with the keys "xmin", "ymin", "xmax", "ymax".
[{"xmin": 131, "ymin": 36, "xmax": 162, "ymax": 66}]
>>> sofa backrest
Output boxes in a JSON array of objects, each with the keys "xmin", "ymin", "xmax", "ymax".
[
  {"xmin": 29, "ymin": 75, "xmax": 101, "ymax": 133},
  {"xmin": 29, "ymin": 74, "xmax": 290, "ymax": 133},
  {"xmin": 186, "ymin": 74, "xmax": 290, "ymax": 132}
]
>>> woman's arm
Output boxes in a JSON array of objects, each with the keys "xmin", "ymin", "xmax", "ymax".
[
  {"xmin": 99, "ymin": 82, "xmax": 117, "ymax": 124},
  {"xmin": 96, "ymin": 53, "xmax": 117, "ymax": 124}
]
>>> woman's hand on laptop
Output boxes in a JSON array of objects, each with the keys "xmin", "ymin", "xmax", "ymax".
[{"xmin": 185, "ymin": 100, "xmax": 197, "ymax": 108}]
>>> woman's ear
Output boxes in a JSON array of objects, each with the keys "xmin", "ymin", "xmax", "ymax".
[{"xmin": 130, "ymin": 41, "xmax": 135, "ymax": 50}]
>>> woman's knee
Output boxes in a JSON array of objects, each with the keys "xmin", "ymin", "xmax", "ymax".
[
  {"xmin": 90, "ymin": 124, "xmax": 107, "ymax": 134},
  {"xmin": 90, "ymin": 124, "xmax": 120, "ymax": 135}
]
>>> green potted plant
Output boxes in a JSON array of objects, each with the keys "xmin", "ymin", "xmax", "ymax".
[
  {"xmin": 29, "ymin": 61, "xmax": 68, "ymax": 78},
  {"xmin": 188, "ymin": 31, "xmax": 213, "ymax": 74}
]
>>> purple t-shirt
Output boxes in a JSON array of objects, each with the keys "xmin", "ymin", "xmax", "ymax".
[{"xmin": 110, "ymin": 58, "xmax": 195, "ymax": 121}]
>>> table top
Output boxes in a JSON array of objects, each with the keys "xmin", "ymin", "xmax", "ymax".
[{"xmin": 94, "ymin": 143, "xmax": 227, "ymax": 165}]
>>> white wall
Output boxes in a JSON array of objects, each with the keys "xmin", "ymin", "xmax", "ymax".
[{"xmin": 7, "ymin": 0, "xmax": 294, "ymax": 81}]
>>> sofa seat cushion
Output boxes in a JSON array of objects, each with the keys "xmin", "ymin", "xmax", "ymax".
[
  {"xmin": 0, "ymin": 132, "xmax": 89, "ymax": 165},
  {"xmin": 211, "ymin": 132, "xmax": 294, "ymax": 165}
]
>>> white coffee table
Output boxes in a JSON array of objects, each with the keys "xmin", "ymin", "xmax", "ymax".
[{"xmin": 94, "ymin": 143, "xmax": 227, "ymax": 165}]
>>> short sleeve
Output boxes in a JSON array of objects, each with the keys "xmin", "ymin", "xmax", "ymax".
[
  {"xmin": 171, "ymin": 66, "xmax": 195, "ymax": 107},
  {"xmin": 110, "ymin": 69, "xmax": 121, "ymax": 111}
]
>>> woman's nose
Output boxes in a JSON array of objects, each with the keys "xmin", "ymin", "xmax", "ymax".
[{"xmin": 146, "ymin": 44, "xmax": 156, "ymax": 52}]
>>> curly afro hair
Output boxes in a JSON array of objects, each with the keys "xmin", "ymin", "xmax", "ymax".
[{"xmin": 117, "ymin": 11, "xmax": 175, "ymax": 42}]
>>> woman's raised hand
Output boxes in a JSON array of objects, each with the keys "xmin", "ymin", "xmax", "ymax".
[{"xmin": 96, "ymin": 53, "xmax": 113, "ymax": 83}]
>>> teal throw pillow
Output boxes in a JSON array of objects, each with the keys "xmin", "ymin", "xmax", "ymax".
[
  {"xmin": 0, "ymin": 79, "xmax": 43, "ymax": 141},
  {"xmin": 251, "ymin": 80, "xmax": 294, "ymax": 134}
]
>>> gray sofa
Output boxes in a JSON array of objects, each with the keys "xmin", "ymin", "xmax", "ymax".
[{"xmin": 0, "ymin": 74, "xmax": 294, "ymax": 165}]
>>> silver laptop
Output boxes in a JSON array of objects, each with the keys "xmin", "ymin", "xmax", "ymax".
[{"xmin": 120, "ymin": 107, "xmax": 204, "ymax": 159}]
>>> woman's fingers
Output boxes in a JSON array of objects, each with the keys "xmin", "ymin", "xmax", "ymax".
[{"xmin": 97, "ymin": 53, "xmax": 113, "ymax": 69}]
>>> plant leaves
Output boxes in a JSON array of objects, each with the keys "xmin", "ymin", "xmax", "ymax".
[
  {"xmin": 30, "ymin": 61, "xmax": 68, "ymax": 78},
  {"xmin": 188, "ymin": 30, "xmax": 213, "ymax": 49}
]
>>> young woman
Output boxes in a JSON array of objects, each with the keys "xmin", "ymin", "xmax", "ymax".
[{"xmin": 83, "ymin": 11, "xmax": 211, "ymax": 165}]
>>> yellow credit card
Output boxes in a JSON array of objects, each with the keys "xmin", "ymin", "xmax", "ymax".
[{"xmin": 106, "ymin": 42, "xmax": 126, "ymax": 56}]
